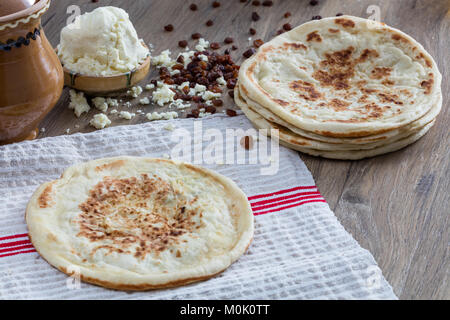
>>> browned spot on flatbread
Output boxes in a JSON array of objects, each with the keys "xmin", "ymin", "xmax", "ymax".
[
  {"xmin": 421, "ymin": 76, "xmax": 434, "ymax": 95},
  {"xmin": 416, "ymin": 52, "xmax": 433, "ymax": 68},
  {"xmin": 95, "ymin": 160, "xmax": 126, "ymax": 172},
  {"xmin": 306, "ymin": 31, "xmax": 322, "ymax": 42},
  {"xmin": 378, "ymin": 92, "xmax": 403, "ymax": 105},
  {"xmin": 289, "ymin": 80, "xmax": 323, "ymax": 101},
  {"xmin": 328, "ymin": 98, "xmax": 351, "ymax": 111},
  {"xmin": 38, "ymin": 184, "xmax": 53, "ymax": 208},
  {"xmin": 382, "ymin": 79, "xmax": 395, "ymax": 86},
  {"xmin": 274, "ymin": 99, "xmax": 289, "ymax": 106},
  {"xmin": 335, "ymin": 18, "xmax": 355, "ymax": 28},
  {"xmin": 76, "ymin": 174, "xmax": 203, "ymax": 259},
  {"xmin": 282, "ymin": 42, "xmax": 307, "ymax": 50},
  {"xmin": 371, "ymin": 67, "xmax": 392, "ymax": 79},
  {"xmin": 391, "ymin": 33, "xmax": 409, "ymax": 43},
  {"xmin": 357, "ymin": 49, "xmax": 379, "ymax": 63},
  {"xmin": 328, "ymin": 28, "xmax": 340, "ymax": 33},
  {"xmin": 312, "ymin": 46, "xmax": 355, "ymax": 90}
]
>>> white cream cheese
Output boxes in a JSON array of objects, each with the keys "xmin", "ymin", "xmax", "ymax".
[{"xmin": 57, "ymin": 6, "xmax": 149, "ymax": 76}]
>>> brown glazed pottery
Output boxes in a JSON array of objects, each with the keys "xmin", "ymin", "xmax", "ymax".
[{"xmin": 0, "ymin": 0, "xmax": 63, "ymax": 145}]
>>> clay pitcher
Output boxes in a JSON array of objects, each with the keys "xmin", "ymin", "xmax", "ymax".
[{"xmin": 0, "ymin": 0, "xmax": 63, "ymax": 145}]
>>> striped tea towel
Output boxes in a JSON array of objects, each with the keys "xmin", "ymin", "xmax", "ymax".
[{"xmin": 0, "ymin": 114, "xmax": 397, "ymax": 299}]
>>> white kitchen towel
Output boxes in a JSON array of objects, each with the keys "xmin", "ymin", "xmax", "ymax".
[{"xmin": 0, "ymin": 114, "xmax": 396, "ymax": 300}]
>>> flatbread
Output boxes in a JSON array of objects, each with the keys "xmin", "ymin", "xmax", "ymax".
[
  {"xmin": 235, "ymin": 89, "xmax": 435, "ymax": 159},
  {"xmin": 239, "ymin": 15, "xmax": 442, "ymax": 137},
  {"xmin": 26, "ymin": 157, "xmax": 254, "ymax": 291},
  {"xmin": 238, "ymin": 82, "xmax": 441, "ymax": 145}
]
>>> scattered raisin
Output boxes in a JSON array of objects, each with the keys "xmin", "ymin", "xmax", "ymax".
[
  {"xmin": 178, "ymin": 40, "xmax": 188, "ymax": 48},
  {"xmin": 336, "ymin": 12, "xmax": 344, "ymax": 16},
  {"xmin": 251, "ymin": 12, "xmax": 260, "ymax": 21},
  {"xmin": 210, "ymin": 42, "xmax": 221, "ymax": 50},
  {"xmin": 284, "ymin": 12, "xmax": 291, "ymax": 18},
  {"xmin": 191, "ymin": 33, "xmax": 202, "ymax": 40},
  {"xmin": 226, "ymin": 109, "xmax": 237, "ymax": 117},
  {"xmin": 189, "ymin": 3, "xmax": 198, "ymax": 11},
  {"xmin": 206, "ymin": 20, "xmax": 214, "ymax": 26},
  {"xmin": 312, "ymin": 15, "xmax": 322, "ymax": 20},
  {"xmin": 252, "ymin": 0, "xmax": 260, "ymax": 6},
  {"xmin": 212, "ymin": 99, "xmax": 223, "ymax": 107},
  {"xmin": 249, "ymin": 28, "xmax": 256, "ymax": 35},
  {"xmin": 224, "ymin": 37, "xmax": 234, "ymax": 44},
  {"xmin": 253, "ymin": 39, "xmax": 264, "ymax": 48},
  {"xmin": 212, "ymin": 1, "xmax": 221, "ymax": 8},
  {"xmin": 283, "ymin": 23, "xmax": 292, "ymax": 31},
  {"xmin": 243, "ymin": 48, "xmax": 256, "ymax": 58},
  {"xmin": 164, "ymin": 24, "xmax": 174, "ymax": 31},
  {"xmin": 262, "ymin": 1, "xmax": 273, "ymax": 6},
  {"xmin": 205, "ymin": 105, "xmax": 217, "ymax": 114},
  {"xmin": 231, "ymin": 45, "xmax": 238, "ymax": 50},
  {"xmin": 309, "ymin": 0, "xmax": 319, "ymax": 5}
]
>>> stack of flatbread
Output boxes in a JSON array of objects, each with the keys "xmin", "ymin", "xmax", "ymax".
[{"xmin": 236, "ymin": 16, "xmax": 442, "ymax": 160}]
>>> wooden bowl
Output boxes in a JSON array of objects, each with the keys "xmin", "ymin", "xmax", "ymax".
[{"xmin": 59, "ymin": 45, "xmax": 151, "ymax": 95}]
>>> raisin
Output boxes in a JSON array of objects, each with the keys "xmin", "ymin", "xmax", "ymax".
[
  {"xmin": 178, "ymin": 40, "xmax": 188, "ymax": 48},
  {"xmin": 189, "ymin": 3, "xmax": 197, "ymax": 11},
  {"xmin": 164, "ymin": 24, "xmax": 174, "ymax": 31},
  {"xmin": 226, "ymin": 109, "xmax": 237, "ymax": 117},
  {"xmin": 252, "ymin": 12, "xmax": 260, "ymax": 21},
  {"xmin": 243, "ymin": 48, "xmax": 256, "ymax": 58},
  {"xmin": 206, "ymin": 20, "xmax": 214, "ymax": 26}
]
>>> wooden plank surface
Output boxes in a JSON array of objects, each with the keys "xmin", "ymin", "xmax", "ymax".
[{"xmin": 36, "ymin": 0, "xmax": 449, "ymax": 299}]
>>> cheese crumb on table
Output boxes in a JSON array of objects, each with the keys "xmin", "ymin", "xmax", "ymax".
[
  {"xmin": 127, "ymin": 85, "xmax": 143, "ymax": 98},
  {"xmin": 92, "ymin": 97, "xmax": 108, "ymax": 113},
  {"xmin": 145, "ymin": 111, "xmax": 178, "ymax": 121},
  {"xmin": 90, "ymin": 113, "xmax": 111, "ymax": 129},
  {"xmin": 69, "ymin": 89, "xmax": 90, "ymax": 117},
  {"xmin": 152, "ymin": 84, "xmax": 175, "ymax": 106},
  {"xmin": 139, "ymin": 97, "xmax": 150, "ymax": 105},
  {"xmin": 119, "ymin": 111, "xmax": 136, "ymax": 120}
]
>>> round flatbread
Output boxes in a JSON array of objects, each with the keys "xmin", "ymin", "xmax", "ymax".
[
  {"xmin": 238, "ymin": 15, "xmax": 442, "ymax": 137},
  {"xmin": 26, "ymin": 157, "xmax": 254, "ymax": 291},
  {"xmin": 238, "ymin": 82, "xmax": 441, "ymax": 146},
  {"xmin": 235, "ymin": 89, "xmax": 435, "ymax": 160}
]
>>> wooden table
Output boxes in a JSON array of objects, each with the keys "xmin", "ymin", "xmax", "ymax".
[{"xmin": 37, "ymin": 0, "xmax": 449, "ymax": 299}]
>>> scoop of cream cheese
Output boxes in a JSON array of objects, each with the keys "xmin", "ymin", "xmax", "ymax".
[{"xmin": 57, "ymin": 6, "xmax": 149, "ymax": 76}]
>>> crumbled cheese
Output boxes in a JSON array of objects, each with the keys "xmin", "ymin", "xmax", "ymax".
[
  {"xmin": 194, "ymin": 83, "xmax": 207, "ymax": 93},
  {"xmin": 216, "ymin": 76, "xmax": 226, "ymax": 86},
  {"xmin": 170, "ymin": 99, "xmax": 191, "ymax": 109},
  {"xmin": 110, "ymin": 109, "xmax": 118, "ymax": 114},
  {"xmin": 106, "ymin": 98, "xmax": 119, "ymax": 107},
  {"xmin": 92, "ymin": 97, "xmax": 108, "ymax": 113},
  {"xmin": 90, "ymin": 113, "xmax": 111, "ymax": 129},
  {"xmin": 195, "ymin": 38, "xmax": 210, "ymax": 51},
  {"xmin": 145, "ymin": 83, "xmax": 155, "ymax": 90},
  {"xmin": 40, "ymin": 128, "xmax": 46, "ymax": 133},
  {"xmin": 119, "ymin": 111, "xmax": 136, "ymax": 120},
  {"xmin": 146, "ymin": 111, "xmax": 178, "ymax": 121},
  {"xmin": 202, "ymin": 90, "xmax": 221, "ymax": 100},
  {"xmin": 127, "ymin": 85, "xmax": 143, "ymax": 98},
  {"xmin": 139, "ymin": 97, "xmax": 150, "ymax": 105},
  {"xmin": 170, "ymin": 69, "xmax": 180, "ymax": 76},
  {"xmin": 69, "ymin": 89, "xmax": 90, "ymax": 117},
  {"xmin": 124, "ymin": 101, "xmax": 132, "ymax": 108},
  {"xmin": 65, "ymin": 128, "xmax": 71, "ymax": 134},
  {"xmin": 199, "ymin": 111, "xmax": 212, "ymax": 118},
  {"xmin": 198, "ymin": 54, "xmax": 209, "ymax": 62},
  {"xmin": 153, "ymin": 49, "xmax": 176, "ymax": 68},
  {"xmin": 152, "ymin": 84, "xmax": 175, "ymax": 106}
]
